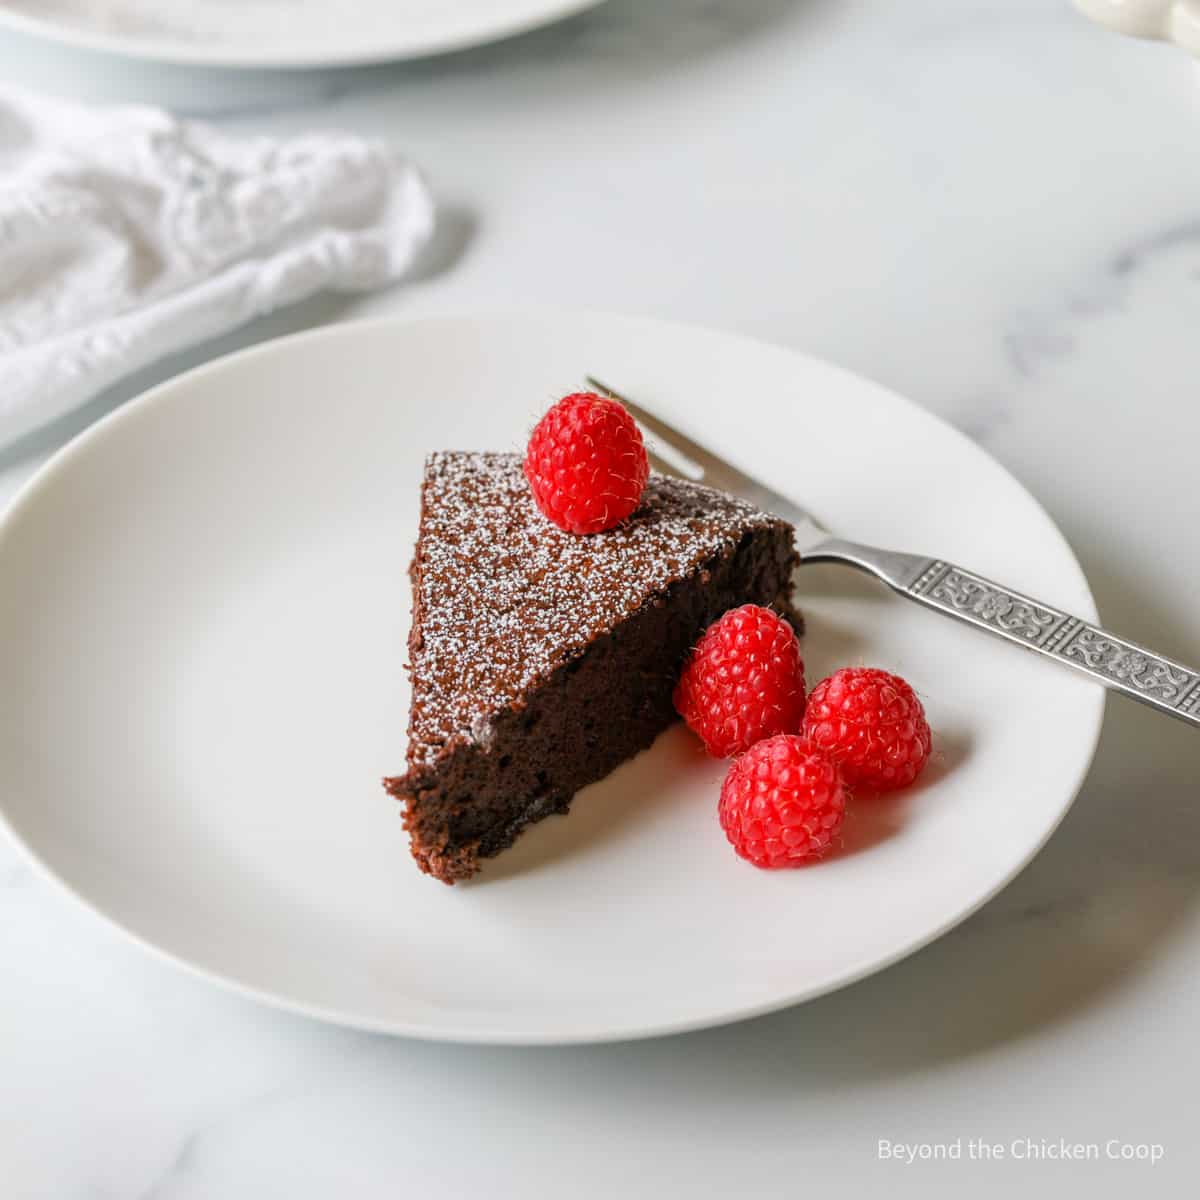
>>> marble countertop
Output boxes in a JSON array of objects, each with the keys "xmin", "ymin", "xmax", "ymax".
[{"xmin": 2, "ymin": 1, "xmax": 1199, "ymax": 1195}]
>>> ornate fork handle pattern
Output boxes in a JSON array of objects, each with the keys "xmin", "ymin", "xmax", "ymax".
[
  {"xmin": 804, "ymin": 541, "xmax": 1200, "ymax": 728},
  {"xmin": 582, "ymin": 377, "xmax": 1199, "ymax": 731}
]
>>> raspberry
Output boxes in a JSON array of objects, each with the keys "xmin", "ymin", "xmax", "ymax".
[
  {"xmin": 524, "ymin": 392, "xmax": 649, "ymax": 534},
  {"xmin": 673, "ymin": 604, "xmax": 806, "ymax": 757},
  {"xmin": 803, "ymin": 667, "xmax": 931, "ymax": 791},
  {"xmin": 719, "ymin": 735, "xmax": 846, "ymax": 868}
]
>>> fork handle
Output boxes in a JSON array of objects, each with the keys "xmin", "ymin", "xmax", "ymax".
[{"xmin": 803, "ymin": 539, "xmax": 1200, "ymax": 728}]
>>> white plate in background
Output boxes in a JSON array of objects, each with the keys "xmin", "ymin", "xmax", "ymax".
[
  {"xmin": 0, "ymin": 312, "xmax": 1103, "ymax": 1043},
  {"xmin": 0, "ymin": 0, "xmax": 604, "ymax": 67}
]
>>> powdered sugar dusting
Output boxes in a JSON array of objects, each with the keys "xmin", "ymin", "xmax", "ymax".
[{"xmin": 406, "ymin": 452, "xmax": 786, "ymax": 768}]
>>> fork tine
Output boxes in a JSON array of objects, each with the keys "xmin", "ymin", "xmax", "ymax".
[
  {"xmin": 584, "ymin": 374, "xmax": 760, "ymax": 492},
  {"xmin": 645, "ymin": 446, "xmax": 684, "ymax": 480},
  {"xmin": 584, "ymin": 373, "xmax": 829, "ymax": 537}
]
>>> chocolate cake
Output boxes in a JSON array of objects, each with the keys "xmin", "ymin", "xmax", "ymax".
[{"xmin": 385, "ymin": 451, "xmax": 798, "ymax": 883}]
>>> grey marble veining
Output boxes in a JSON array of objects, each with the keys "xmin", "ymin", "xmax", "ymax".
[{"xmin": 2, "ymin": 1, "xmax": 1199, "ymax": 1196}]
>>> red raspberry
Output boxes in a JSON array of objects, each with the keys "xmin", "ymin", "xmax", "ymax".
[
  {"xmin": 524, "ymin": 392, "xmax": 649, "ymax": 534},
  {"xmin": 803, "ymin": 667, "xmax": 931, "ymax": 791},
  {"xmin": 719, "ymin": 734, "xmax": 846, "ymax": 868},
  {"xmin": 673, "ymin": 604, "xmax": 806, "ymax": 757}
]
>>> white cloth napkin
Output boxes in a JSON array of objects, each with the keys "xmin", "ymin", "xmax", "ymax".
[{"xmin": 0, "ymin": 87, "xmax": 435, "ymax": 447}]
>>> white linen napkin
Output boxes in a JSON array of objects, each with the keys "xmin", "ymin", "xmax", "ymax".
[{"xmin": 0, "ymin": 87, "xmax": 435, "ymax": 447}]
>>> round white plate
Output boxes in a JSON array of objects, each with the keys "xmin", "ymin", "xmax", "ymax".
[
  {"xmin": 0, "ymin": 313, "xmax": 1103, "ymax": 1044},
  {"xmin": 0, "ymin": 0, "xmax": 604, "ymax": 68}
]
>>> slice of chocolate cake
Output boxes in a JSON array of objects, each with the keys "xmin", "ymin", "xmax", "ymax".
[{"xmin": 385, "ymin": 451, "xmax": 798, "ymax": 884}]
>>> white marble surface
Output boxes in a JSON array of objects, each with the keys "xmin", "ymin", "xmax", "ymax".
[{"xmin": 2, "ymin": 1, "xmax": 1199, "ymax": 1195}]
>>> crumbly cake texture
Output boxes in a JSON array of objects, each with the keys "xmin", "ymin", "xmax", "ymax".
[{"xmin": 385, "ymin": 451, "xmax": 799, "ymax": 884}]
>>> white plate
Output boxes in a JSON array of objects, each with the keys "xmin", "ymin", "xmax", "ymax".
[
  {"xmin": 0, "ymin": 312, "xmax": 1103, "ymax": 1044},
  {"xmin": 0, "ymin": 0, "xmax": 604, "ymax": 68}
]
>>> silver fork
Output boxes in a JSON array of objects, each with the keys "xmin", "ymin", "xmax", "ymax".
[{"xmin": 586, "ymin": 375, "xmax": 1200, "ymax": 729}]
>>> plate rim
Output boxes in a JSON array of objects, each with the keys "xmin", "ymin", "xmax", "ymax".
[
  {"xmin": 0, "ymin": 0, "xmax": 606, "ymax": 68},
  {"xmin": 0, "ymin": 309, "xmax": 1106, "ymax": 1044}
]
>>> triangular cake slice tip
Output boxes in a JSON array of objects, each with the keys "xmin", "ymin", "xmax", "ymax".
[{"xmin": 384, "ymin": 451, "xmax": 798, "ymax": 883}]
